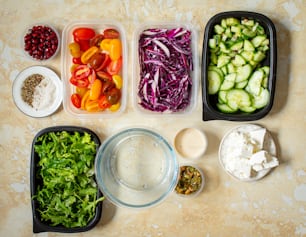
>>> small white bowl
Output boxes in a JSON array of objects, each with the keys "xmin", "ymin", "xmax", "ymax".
[
  {"xmin": 174, "ymin": 164, "xmax": 205, "ymax": 198},
  {"xmin": 174, "ymin": 127, "xmax": 208, "ymax": 160},
  {"xmin": 22, "ymin": 23, "xmax": 60, "ymax": 61}
]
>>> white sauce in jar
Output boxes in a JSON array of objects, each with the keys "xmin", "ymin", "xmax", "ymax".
[{"xmin": 174, "ymin": 128, "xmax": 207, "ymax": 159}]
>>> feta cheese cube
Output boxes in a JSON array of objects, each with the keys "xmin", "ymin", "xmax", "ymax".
[{"xmin": 248, "ymin": 128, "xmax": 266, "ymax": 150}]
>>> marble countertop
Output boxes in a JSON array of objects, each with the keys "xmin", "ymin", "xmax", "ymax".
[{"xmin": 1, "ymin": 0, "xmax": 305, "ymax": 236}]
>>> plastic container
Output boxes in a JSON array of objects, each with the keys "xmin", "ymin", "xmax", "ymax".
[
  {"xmin": 202, "ymin": 11, "xmax": 277, "ymax": 121},
  {"xmin": 132, "ymin": 22, "xmax": 199, "ymax": 116},
  {"xmin": 174, "ymin": 164, "xmax": 205, "ymax": 198},
  {"xmin": 61, "ymin": 20, "xmax": 127, "ymax": 118},
  {"xmin": 30, "ymin": 126, "xmax": 103, "ymax": 233},
  {"xmin": 95, "ymin": 127, "xmax": 179, "ymax": 209},
  {"xmin": 22, "ymin": 23, "xmax": 60, "ymax": 61},
  {"xmin": 174, "ymin": 127, "xmax": 207, "ymax": 160}
]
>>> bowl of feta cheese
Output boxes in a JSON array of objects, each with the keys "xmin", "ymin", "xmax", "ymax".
[{"xmin": 219, "ymin": 124, "xmax": 279, "ymax": 181}]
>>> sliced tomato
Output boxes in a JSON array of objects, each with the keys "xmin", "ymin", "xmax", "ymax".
[
  {"xmin": 98, "ymin": 95, "xmax": 111, "ymax": 110},
  {"xmin": 102, "ymin": 80, "xmax": 115, "ymax": 94},
  {"xmin": 73, "ymin": 28, "xmax": 96, "ymax": 41},
  {"xmin": 97, "ymin": 71, "xmax": 112, "ymax": 81},
  {"xmin": 71, "ymin": 93, "xmax": 82, "ymax": 108},
  {"xmin": 106, "ymin": 57, "xmax": 122, "ymax": 75},
  {"xmin": 90, "ymin": 34, "xmax": 104, "ymax": 47},
  {"xmin": 78, "ymin": 39, "xmax": 90, "ymax": 52},
  {"xmin": 70, "ymin": 76, "xmax": 89, "ymax": 88},
  {"xmin": 73, "ymin": 65, "xmax": 91, "ymax": 80},
  {"xmin": 104, "ymin": 29, "xmax": 120, "ymax": 39},
  {"xmin": 95, "ymin": 54, "xmax": 111, "ymax": 72}
]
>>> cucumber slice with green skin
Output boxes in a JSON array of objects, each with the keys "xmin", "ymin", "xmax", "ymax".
[
  {"xmin": 232, "ymin": 54, "xmax": 246, "ymax": 66},
  {"xmin": 230, "ymin": 41, "xmax": 244, "ymax": 51},
  {"xmin": 214, "ymin": 24, "xmax": 224, "ymax": 34},
  {"xmin": 217, "ymin": 55, "xmax": 231, "ymax": 68},
  {"xmin": 240, "ymin": 105, "xmax": 257, "ymax": 113},
  {"xmin": 253, "ymin": 51, "xmax": 266, "ymax": 62},
  {"xmin": 208, "ymin": 70, "xmax": 222, "ymax": 95},
  {"xmin": 241, "ymin": 19, "xmax": 255, "ymax": 27},
  {"xmin": 243, "ymin": 39, "xmax": 255, "ymax": 51},
  {"xmin": 208, "ymin": 65, "xmax": 224, "ymax": 77},
  {"xmin": 252, "ymin": 88, "xmax": 270, "ymax": 109},
  {"xmin": 235, "ymin": 80, "xmax": 248, "ymax": 89},
  {"xmin": 217, "ymin": 103, "xmax": 237, "ymax": 113},
  {"xmin": 261, "ymin": 76, "xmax": 268, "ymax": 88},
  {"xmin": 227, "ymin": 63, "xmax": 236, "ymax": 73},
  {"xmin": 236, "ymin": 64, "xmax": 252, "ymax": 82},
  {"xmin": 246, "ymin": 70, "xmax": 264, "ymax": 96},
  {"xmin": 226, "ymin": 17, "xmax": 240, "ymax": 26},
  {"xmin": 218, "ymin": 90, "xmax": 228, "ymax": 103},
  {"xmin": 220, "ymin": 73, "xmax": 236, "ymax": 90},
  {"xmin": 209, "ymin": 38, "xmax": 217, "ymax": 49},
  {"xmin": 251, "ymin": 35, "xmax": 267, "ymax": 47},
  {"xmin": 241, "ymin": 51, "xmax": 254, "ymax": 62},
  {"xmin": 226, "ymin": 89, "xmax": 251, "ymax": 110}
]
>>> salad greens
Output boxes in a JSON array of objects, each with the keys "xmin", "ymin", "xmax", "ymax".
[{"xmin": 33, "ymin": 131, "xmax": 104, "ymax": 228}]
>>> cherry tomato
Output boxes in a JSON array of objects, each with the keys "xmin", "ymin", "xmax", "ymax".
[
  {"xmin": 90, "ymin": 34, "xmax": 104, "ymax": 47},
  {"xmin": 98, "ymin": 95, "xmax": 111, "ymax": 110},
  {"xmin": 73, "ymin": 28, "xmax": 96, "ymax": 41},
  {"xmin": 81, "ymin": 90, "xmax": 90, "ymax": 110},
  {"xmin": 97, "ymin": 71, "xmax": 112, "ymax": 81},
  {"xmin": 88, "ymin": 52, "xmax": 105, "ymax": 70},
  {"xmin": 89, "ymin": 79, "xmax": 102, "ymax": 100},
  {"xmin": 109, "ymin": 39, "xmax": 122, "ymax": 60},
  {"xmin": 106, "ymin": 87, "xmax": 121, "ymax": 105},
  {"xmin": 109, "ymin": 102, "xmax": 121, "ymax": 112},
  {"xmin": 104, "ymin": 29, "xmax": 120, "ymax": 39},
  {"xmin": 107, "ymin": 57, "xmax": 122, "ymax": 75},
  {"xmin": 100, "ymin": 38, "xmax": 112, "ymax": 52},
  {"xmin": 102, "ymin": 80, "xmax": 115, "ymax": 94},
  {"xmin": 72, "ymin": 57, "xmax": 82, "ymax": 64},
  {"xmin": 70, "ymin": 64, "xmax": 80, "ymax": 73},
  {"xmin": 73, "ymin": 65, "xmax": 91, "ymax": 80},
  {"xmin": 78, "ymin": 40, "xmax": 90, "ymax": 52},
  {"xmin": 95, "ymin": 54, "xmax": 111, "ymax": 72},
  {"xmin": 81, "ymin": 46, "xmax": 99, "ymax": 64},
  {"xmin": 68, "ymin": 42, "xmax": 81, "ymax": 58},
  {"xmin": 71, "ymin": 93, "xmax": 82, "ymax": 108},
  {"xmin": 112, "ymin": 75, "xmax": 123, "ymax": 89},
  {"xmin": 76, "ymin": 87, "xmax": 88, "ymax": 97},
  {"xmin": 70, "ymin": 76, "xmax": 89, "ymax": 88},
  {"xmin": 85, "ymin": 100, "xmax": 101, "ymax": 112}
]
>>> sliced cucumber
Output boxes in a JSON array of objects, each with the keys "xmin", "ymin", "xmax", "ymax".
[
  {"xmin": 217, "ymin": 103, "xmax": 237, "ymax": 113},
  {"xmin": 246, "ymin": 70, "xmax": 264, "ymax": 96},
  {"xmin": 251, "ymin": 35, "xmax": 267, "ymax": 47},
  {"xmin": 243, "ymin": 39, "xmax": 255, "ymax": 51},
  {"xmin": 208, "ymin": 70, "xmax": 222, "ymax": 95},
  {"xmin": 207, "ymin": 17, "xmax": 271, "ymax": 114},
  {"xmin": 236, "ymin": 64, "xmax": 252, "ymax": 82},
  {"xmin": 220, "ymin": 73, "xmax": 236, "ymax": 90},
  {"xmin": 252, "ymin": 88, "xmax": 270, "ymax": 109},
  {"xmin": 218, "ymin": 90, "xmax": 228, "ymax": 103},
  {"xmin": 235, "ymin": 80, "xmax": 248, "ymax": 89},
  {"xmin": 227, "ymin": 89, "xmax": 251, "ymax": 110}
]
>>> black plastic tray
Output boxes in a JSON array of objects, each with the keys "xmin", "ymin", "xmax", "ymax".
[
  {"xmin": 30, "ymin": 126, "xmax": 103, "ymax": 233},
  {"xmin": 202, "ymin": 11, "xmax": 277, "ymax": 121}
]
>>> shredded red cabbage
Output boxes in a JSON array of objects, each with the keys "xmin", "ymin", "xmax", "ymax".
[{"xmin": 138, "ymin": 27, "xmax": 193, "ymax": 112}]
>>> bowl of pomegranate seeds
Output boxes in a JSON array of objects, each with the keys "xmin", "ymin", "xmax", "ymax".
[{"xmin": 23, "ymin": 24, "xmax": 60, "ymax": 61}]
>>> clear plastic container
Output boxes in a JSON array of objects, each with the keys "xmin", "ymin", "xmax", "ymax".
[
  {"xmin": 132, "ymin": 22, "xmax": 199, "ymax": 116},
  {"xmin": 61, "ymin": 20, "xmax": 127, "ymax": 118}
]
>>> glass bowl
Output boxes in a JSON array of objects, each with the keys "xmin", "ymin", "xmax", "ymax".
[{"xmin": 95, "ymin": 128, "xmax": 179, "ymax": 209}]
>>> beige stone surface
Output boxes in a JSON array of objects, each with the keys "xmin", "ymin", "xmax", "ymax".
[{"xmin": 1, "ymin": 0, "xmax": 306, "ymax": 236}]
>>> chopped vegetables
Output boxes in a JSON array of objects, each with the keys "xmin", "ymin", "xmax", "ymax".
[
  {"xmin": 33, "ymin": 131, "xmax": 104, "ymax": 228},
  {"xmin": 175, "ymin": 165, "xmax": 203, "ymax": 195},
  {"xmin": 138, "ymin": 27, "xmax": 193, "ymax": 112},
  {"xmin": 207, "ymin": 17, "xmax": 271, "ymax": 113}
]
